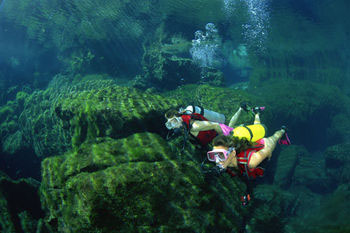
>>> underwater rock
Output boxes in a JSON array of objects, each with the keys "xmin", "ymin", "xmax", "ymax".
[
  {"xmin": 251, "ymin": 79, "xmax": 350, "ymax": 151},
  {"xmin": 274, "ymin": 145, "xmax": 306, "ymax": 189},
  {"xmin": 2, "ymin": 0, "xmax": 164, "ymax": 77},
  {"xmin": 329, "ymin": 114, "xmax": 350, "ymax": 147},
  {"xmin": 288, "ymin": 185, "xmax": 350, "ymax": 233},
  {"xmin": 55, "ymin": 84, "xmax": 180, "ymax": 149},
  {"xmin": 291, "ymin": 152, "xmax": 330, "ymax": 194},
  {"xmin": 161, "ymin": 35, "xmax": 192, "ymax": 58},
  {"xmin": 0, "ymin": 75, "xmax": 180, "ymax": 157},
  {"xmin": 14, "ymin": 76, "xmax": 117, "ymax": 157},
  {"xmin": 40, "ymin": 133, "xmax": 249, "ymax": 233},
  {"xmin": 324, "ymin": 143, "xmax": 350, "ymax": 185},
  {"xmin": 0, "ymin": 172, "xmax": 45, "ymax": 232},
  {"xmin": 0, "ymin": 96, "xmax": 31, "ymax": 154},
  {"xmin": 249, "ymin": 48, "xmax": 346, "ymax": 89},
  {"xmin": 250, "ymin": 184, "xmax": 298, "ymax": 233},
  {"xmin": 136, "ymin": 41, "xmax": 201, "ymax": 90},
  {"xmin": 134, "ymin": 41, "xmax": 225, "ymax": 91}
]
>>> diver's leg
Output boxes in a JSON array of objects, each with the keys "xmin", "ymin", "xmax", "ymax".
[
  {"xmin": 228, "ymin": 107, "xmax": 243, "ymax": 128},
  {"xmin": 248, "ymin": 129, "xmax": 285, "ymax": 168},
  {"xmin": 253, "ymin": 113, "xmax": 261, "ymax": 124}
]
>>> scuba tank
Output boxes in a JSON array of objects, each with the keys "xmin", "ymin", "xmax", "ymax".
[
  {"xmin": 182, "ymin": 105, "xmax": 225, "ymax": 124},
  {"xmin": 232, "ymin": 124, "xmax": 266, "ymax": 142}
]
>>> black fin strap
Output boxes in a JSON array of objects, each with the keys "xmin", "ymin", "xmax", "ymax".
[
  {"xmin": 190, "ymin": 104, "xmax": 195, "ymax": 114},
  {"xmin": 199, "ymin": 106, "xmax": 204, "ymax": 116}
]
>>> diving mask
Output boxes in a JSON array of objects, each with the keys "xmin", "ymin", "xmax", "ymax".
[
  {"xmin": 207, "ymin": 147, "xmax": 234, "ymax": 163},
  {"xmin": 165, "ymin": 117, "xmax": 183, "ymax": 130}
]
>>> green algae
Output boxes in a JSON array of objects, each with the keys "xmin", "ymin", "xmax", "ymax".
[
  {"xmin": 55, "ymin": 85, "xmax": 181, "ymax": 149},
  {"xmin": 40, "ymin": 133, "xmax": 248, "ymax": 232},
  {"xmin": 1, "ymin": 77, "xmax": 181, "ymax": 157}
]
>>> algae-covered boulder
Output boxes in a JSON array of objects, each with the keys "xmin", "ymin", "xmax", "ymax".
[
  {"xmin": 291, "ymin": 153, "xmax": 330, "ymax": 193},
  {"xmin": 329, "ymin": 113, "xmax": 350, "ymax": 143},
  {"xmin": 134, "ymin": 41, "xmax": 225, "ymax": 91},
  {"xmin": 324, "ymin": 143, "xmax": 350, "ymax": 185},
  {"xmin": 288, "ymin": 185, "xmax": 350, "ymax": 233},
  {"xmin": 274, "ymin": 145, "xmax": 307, "ymax": 189},
  {"xmin": 40, "ymin": 133, "xmax": 251, "ymax": 232},
  {"xmin": 1, "ymin": 75, "xmax": 180, "ymax": 157},
  {"xmin": 55, "ymin": 85, "xmax": 180, "ymax": 149},
  {"xmin": 0, "ymin": 75, "xmax": 116, "ymax": 156},
  {"xmin": 251, "ymin": 79, "xmax": 350, "ymax": 151},
  {"xmin": 249, "ymin": 185, "xmax": 299, "ymax": 233}
]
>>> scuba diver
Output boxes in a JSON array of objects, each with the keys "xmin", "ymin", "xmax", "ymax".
[
  {"xmin": 164, "ymin": 103, "xmax": 266, "ymax": 149},
  {"xmin": 206, "ymin": 124, "xmax": 290, "ymax": 205},
  {"xmin": 205, "ymin": 127, "xmax": 290, "ymax": 233}
]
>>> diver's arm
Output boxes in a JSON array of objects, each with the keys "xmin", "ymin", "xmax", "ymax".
[
  {"xmin": 190, "ymin": 120, "xmax": 223, "ymax": 134},
  {"xmin": 222, "ymin": 151, "xmax": 238, "ymax": 169},
  {"xmin": 228, "ymin": 107, "xmax": 243, "ymax": 128}
]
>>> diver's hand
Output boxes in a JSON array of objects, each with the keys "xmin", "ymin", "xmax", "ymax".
[
  {"xmin": 212, "ymin": 164, "xmax": 226, "ymax": 176},
  {"xmin": 217, "ymin": 164, "xmax": 226, "ymax": 171}
]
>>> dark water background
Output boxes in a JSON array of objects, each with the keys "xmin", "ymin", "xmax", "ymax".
[{"xmin": 0, "ymin": 0, "xmax": 349, "ymax": 232}]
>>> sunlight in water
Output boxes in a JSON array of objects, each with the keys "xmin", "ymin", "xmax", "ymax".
[{"xmin": 223, "ymin": 0, "xmax": 270, "ymax": 51}]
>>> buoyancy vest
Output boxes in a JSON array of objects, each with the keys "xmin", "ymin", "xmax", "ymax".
[
  {"xmin": 236, "ymin": 139, "xmax": 265, "ymax": 179},
  {"xmin": 232, "ymin": 124, "xmax": 266, "ymax": 142},
  {"xmin": 181, "ymin": 113, "xmax": 218, "ymax": 146}
]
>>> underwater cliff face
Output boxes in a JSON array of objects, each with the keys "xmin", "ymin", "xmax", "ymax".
[{"xmin": 0, "ymin": 0, "xmax": 349, "ymax": 232}]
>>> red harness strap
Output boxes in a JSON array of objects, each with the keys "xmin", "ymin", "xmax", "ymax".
[{"xmin": 236, "ymin": 141, "xmax": 265, "ymax": 179}]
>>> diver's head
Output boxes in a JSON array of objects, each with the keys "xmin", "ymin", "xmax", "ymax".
[
  {"xmin": 207, "ymin": 135, "xmax": 235, "ymax": 166},
  {"xmin": 165, "ymin": 109, "xmax": 183, "ymax": 130},
  {"xmin": 165, "ymin": 109, "xmax": 180, "ymax": 119},
  {"xmin": 212, "ymin": 135, "xmax": 232, "ymax": 148}
]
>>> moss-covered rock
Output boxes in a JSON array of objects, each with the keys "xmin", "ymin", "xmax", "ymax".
[
  {"xmin": 40, "ymin": 133, "xmax": 251, "ymax": 232},
  {"xmin": 324, "ymin": 143, "xmax": 350, "ymax": 185},
  {"xmin": 135, "ymin": 41, "xmax": 201, "ymax": 90},
  {"xmin": 134, "ymin": 38, "xmax": 225, "ymax": 91},
  {"xmin": 0, "ymin": 95, "xmax": 29, "ymax": 154},
  {"xmin": 1, "ymin": 75, "xmax": 180, "ymax": 157},
  {"xmin": 291, "ymin": 153, "xmax": 330, "ymax": 193},
  {"xmin": 250, "ymin": 79, "xmax": 350, "ymax": 151},
  {"xmin": 55, "ymin": 85, "xmax": 180, "ymax": 149},
  {"xmin": 249, "ymin": 185, "xmax": 299, "ymax": 233},
  {"xmin": 329, "ymin": 113, "xmax": 350, "ymax": 144},
  {"xmin": 288, "ymin": 185, "xmax": 350, "ymax": 233},
  {"xmin": 274, "ymin": 145, "xmax": 307, "ymax": 189}
]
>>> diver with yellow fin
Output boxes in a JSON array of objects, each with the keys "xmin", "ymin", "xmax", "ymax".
[{"xmin": 164, "ymin": 103, "xmax": 267, "ymax": 150}]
